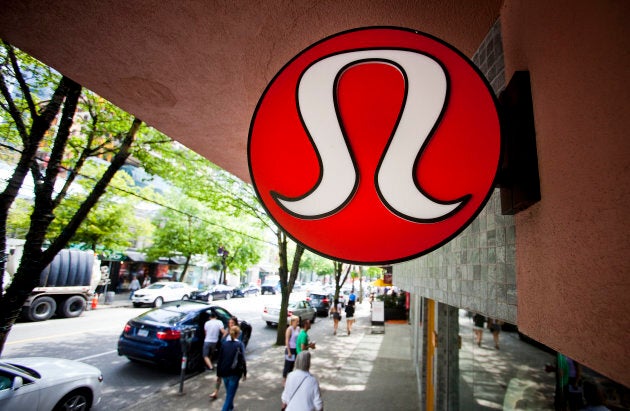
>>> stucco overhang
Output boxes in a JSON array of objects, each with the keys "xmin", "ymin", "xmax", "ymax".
[{"xmin": 0, "ymin": 0, "xmax": 502, "ymax": 182}]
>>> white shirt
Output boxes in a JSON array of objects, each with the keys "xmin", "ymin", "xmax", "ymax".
[
  {"xmin": 204, "ymin": 318, "xmax": 224, "ymax": 343},
  {"xmin": 281, "ymin": 369, "xmax": 323, "ymax": 411}
]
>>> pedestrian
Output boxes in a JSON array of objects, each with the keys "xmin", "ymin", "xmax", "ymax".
[
  {"xmin": 216, "ymin": 325, "xmax": 247, "ymax": 411},
  {"xmin": 348, "ymin": 289, "xmax": 357, "ymax": 304},
  {"xmin": 488, "ymin": 318, "xmax": 503, "ymax": 349},
  {"xmin": 128, "ymin": 276, "xmax": 140, "ymax": 300},
  {"xmin": 203, "ymin": 311, "xmax": 225, "ymax": 371},
  {"xmin": 281, "ymin": 351, "xmax": 323, "ymax": 411},
  {"xmin": 296, "ymin": 319, "xmax": 316, "ymax": 354},
  {"xmin": 142, "ymin": 275, "xmax": 150, "ymax": 288},
  {"xmin": 330, "ymin": 299, "xmax": 342, "ymax": 336},
  {"xmin": 210, "ymin": 316, "xmax": 242, "ymax": 400},
  {"xmin": 472, "ymin": 313, "xmax": 486, "ymax": 347},
  {"xmin": 283, "ymin": 316, "xmax": 300, "ymax": 385},
  {"xmin": 344, "ymin": 300, "xmax": 355, "ymax": 335}
]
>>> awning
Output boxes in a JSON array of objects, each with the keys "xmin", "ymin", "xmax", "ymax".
[{"xmin": 371, "ymin": 278, "xmax": 392, "ymax": 287}]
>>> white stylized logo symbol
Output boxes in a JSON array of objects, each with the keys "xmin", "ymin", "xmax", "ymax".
[{"xmin": 272, "ymin": 49, "xmax": 469, "ymax": 222}]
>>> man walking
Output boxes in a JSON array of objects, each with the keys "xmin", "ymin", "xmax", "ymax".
[
  {"xmin": 296, "ymin": 319, "xmax": 316, "ymax": 354},
  {"xmin": 204, "ymin": 311, "xmax": 225, "ymax": 370}
]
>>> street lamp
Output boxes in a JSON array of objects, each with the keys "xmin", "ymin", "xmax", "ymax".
[{"xmin": 217, "ymin": 247, "xmax": 229, "ymax": 285}]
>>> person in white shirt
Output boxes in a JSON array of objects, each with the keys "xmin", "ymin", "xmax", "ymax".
[
  {"xmin": 203, "ymin": 312, "xmax": 225, "ymax": 370},
  {"xmin": 281, "ymin": 351, "xmax": 323, "ymax": 411}
]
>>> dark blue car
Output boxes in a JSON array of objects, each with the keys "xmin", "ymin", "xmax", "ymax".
[
  {"xmin": 232, "ymin": 284, "xmax": 260, "ymax": 298},
  {"xmin": 117, "ymin": 301, "xmax": 251, "ymax": 372}
]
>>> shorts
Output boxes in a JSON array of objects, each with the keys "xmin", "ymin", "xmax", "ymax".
[
  {"xmin": 203, "ymin": 342, "xmax": 218, "ymax": 358},
  {"xmin": 346, "ymin": 315, "xmax": 354, "ymax": 320},
  {"xmin": 333, "ymin": 312, "xmax": 341, "ymax": 321},
  {"xmin": 282, "ymin": 348, "xmax": 297, "ymax": 378}
]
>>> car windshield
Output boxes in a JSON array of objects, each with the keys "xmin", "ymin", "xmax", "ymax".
[
  {"xmin": 146, "ymin": 283, "xmax": 166, "ymax": 289},
  {"xmin": 3, "ymin": 362, "xmax": 40, "ymax": 379}
]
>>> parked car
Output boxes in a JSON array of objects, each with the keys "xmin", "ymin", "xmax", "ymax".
[
  {"xmin": 261, "ymin": 281, "xmax": 281, "ymax": 295},
  {"xmin": 131, "ymin": 281, "xmax": 197, "ymax": 308},
  {"xmin": 117, "ymin": 301, "xmax": 252, "ymax": 372},
  {"xmin": 261, "ymin": 299, "xmax": 316, "ymax": 327},
  {"xmin": 0, "ymin": 357, "xmax": 103, "ymax": 411},
  {"xmin": 232, "ymin": 283, "xmax": 259, "ymax": 298},
  {"xmin": 307, "ymin": 291, "xmax": 333, "ymax": 316},
  {"xmin": 191, "ymin": 284, "xmax": 235, "ymax": 301}
]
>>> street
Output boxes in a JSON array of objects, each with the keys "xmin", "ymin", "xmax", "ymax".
[{"xmin": 1, "ymin": 291, "xmax": 333, "ymax": 410}]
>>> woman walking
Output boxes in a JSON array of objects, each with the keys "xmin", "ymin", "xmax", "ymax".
[
  {"xmin": 283, "ymin": 316, "xmax": 300, "ymax": 385},
  {"xmin": 281, "ymin": 351, "xmax": 323, "ymax": 411},
  {"xmin": 216, "ymin": 325, "xmax": 247, "ymax": 411},
  {"xmin": 345, "ymin": 300, "xmax": 355, "ymax": 335},
  {"xmin": 330, "ymin": 299, "xmax": 342, "ymax": 336},
  {"xmin": 210, "ymin": 317, "xmax": 242, "ymax": 400}
]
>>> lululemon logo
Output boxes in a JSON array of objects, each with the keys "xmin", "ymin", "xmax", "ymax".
[
  {"xmin": 273, "ymin": 49, "xmax": 468, "ymax": 222},
  {"xmin": 248, "ymin": 27, "xmax": 501, "ymax": 264}
]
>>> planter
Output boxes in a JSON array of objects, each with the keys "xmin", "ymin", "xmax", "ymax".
[{"xmin": 384, "ymin": 307, "xmax": 407, "ymax": 321}]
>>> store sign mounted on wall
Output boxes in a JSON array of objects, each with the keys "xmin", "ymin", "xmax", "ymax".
[{"xmin": 248, "ymin": 27, "xmax": 501, "ymax": 265}]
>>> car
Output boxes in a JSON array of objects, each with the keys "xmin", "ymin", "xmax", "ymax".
[
  {"xmin": 0, "ymin": 357, "xmax": 103, "ymax": 411},
  {"xmin": 117, "ymin": 300, "xmax": 252, "ymax": 372},
  {"xmin": 261, "ymin": 281, "xmax": 281, "ymax": 295},
  {"xmin": 191, "ymin": 284, "xmax": 235, "ymax": 301},
  {"xmin": 261, "ymin": 299, "xmax": 316, "ymax": 327},
  {"xmin": 232, "ymin": 283, "xmax": 259, "ymax": 298},
  {"xmin": 307, "ymin": 291, "xmax": 333, "ymax": 316},
  {"xmin": 131, "ymin": 281, "xmax": 197, "ymax": 308}
]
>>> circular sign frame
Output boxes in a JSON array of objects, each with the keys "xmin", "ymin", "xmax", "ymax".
[{"xmin": 248, "ymin": 26, "xmax": 501, "ymax": 265}]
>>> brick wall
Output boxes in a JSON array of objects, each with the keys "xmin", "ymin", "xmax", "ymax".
[{"xmin": 393, "ymin": 21, "xmax": 517, "ymax": 324}]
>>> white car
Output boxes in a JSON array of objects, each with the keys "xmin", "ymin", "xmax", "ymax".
[
  {"xmin": 0, "ymin": 357, "xmax": 103, "ymax": 411},
  {"xmin": 131, "ymin": 281, "xmax": 197, "ymax": 308}
]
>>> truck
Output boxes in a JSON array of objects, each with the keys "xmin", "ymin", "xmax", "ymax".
[{"xmin": 3, "ymin": 240, "xmax": 101, "ymax": 321}]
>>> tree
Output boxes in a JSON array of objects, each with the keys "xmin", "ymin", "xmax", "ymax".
[
  {"xmin": 145, "ymin": 195, "xmax": 220, "ymax": 282},
  {"xmin": 332, "ymin": 261, "xmax": 352, "ymax": 304},
  {"xmin": 47, "ymin": 161, "xmax": 154, "ymax": 251},
  {"xmin": 0, "ymin": 41, "xmax": 154, "ymax": 354},
  {"xmin": 134, "ymin": 136, "xmax": 307, "ymax": 345}
]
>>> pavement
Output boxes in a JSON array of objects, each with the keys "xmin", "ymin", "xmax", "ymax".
[{"xmin": 97, "ymin": 292, "xmax": 557, "ymax": 411}]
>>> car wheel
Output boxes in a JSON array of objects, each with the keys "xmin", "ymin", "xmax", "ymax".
[
  {"xmin": 207, "ymin": 294, "xmax": 214, "ymax": 302},
  {"xmin": 182, "ymin": 294, "xmax": 189, "ymax": 300},
  {"xmin": 154, "ymin": 297, "xmax": 164, "ymax": 308},
  {"xmin": 311, "ymin": 315, "xmax": 316, "ymax": 324},
  {"xmin": 53, "ymin": 388, "xmax": 92, "ymax": 411},
  {"xmin": 28, "ymin": 296, "xmax": 57, "ymax": 321},
  {"xmin": 266, "ymin": 321, "xmax": 273, "ymax": 327},
  {"xmin": 132, "ymin": 302, "xmax": 142, "ymax": 308},
  {"xmin": 225, "ymin": 292, "xmax": 231, "ymax": 300},
  {"xmin": 58, "ymin": 295, "xmax": 86, "ymax": 318}
]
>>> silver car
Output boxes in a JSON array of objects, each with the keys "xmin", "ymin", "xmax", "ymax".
[
  {"xmin": 0, "ymin": 357, "xmax": 103, "ymax": 411},
  {"xmin": 261, "ymin": 299, "xmax": 316, "ymax": 327}
]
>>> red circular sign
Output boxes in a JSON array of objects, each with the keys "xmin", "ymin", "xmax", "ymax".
[{"xmin": 248, "ymin": 27, "xmax": 501, "ymax": 265}]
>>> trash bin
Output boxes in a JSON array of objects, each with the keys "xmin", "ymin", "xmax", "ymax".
[{"xmin": 105, "ymin": 291, "xmax": 115, "ymax": 304}]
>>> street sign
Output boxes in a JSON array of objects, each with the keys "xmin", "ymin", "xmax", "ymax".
[{"xmin": 248, "ymin": 27, "xmax": 501, "ymax": 264}]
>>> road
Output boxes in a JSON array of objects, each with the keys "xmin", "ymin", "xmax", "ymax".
[{"xmin": 1, "ymin": 291, "xmax": 332, "ymax": 410}]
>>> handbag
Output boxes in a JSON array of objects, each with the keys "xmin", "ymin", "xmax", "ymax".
[{"xmin": 231, "ymin": 343, "xmax": 245, "ymax": 372}]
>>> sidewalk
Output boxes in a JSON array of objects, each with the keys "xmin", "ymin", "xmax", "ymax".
[
  {"xmin": 118, "ymin": 301, "xmax": 419, "ymax": 411},
  {"xmin": 99, "ymin": 293, "xmax": 557, "ymax": 410}
]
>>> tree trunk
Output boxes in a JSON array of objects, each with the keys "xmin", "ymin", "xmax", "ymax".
[
  {"xmin": 0, "ymin": 117, "xmax": 142, "ymax": 355},
  {"xmin": 275, "ymin": 231, "xmax": 305, "ymax": 346},
  {"xmin": 179, "ymin": 254, "xmax": 192, "ymax": 282}
]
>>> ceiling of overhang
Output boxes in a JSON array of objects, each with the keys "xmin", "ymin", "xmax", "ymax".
[{"xmin": 0, "ymin": 0, "xmax": 503, "ymax": 183}]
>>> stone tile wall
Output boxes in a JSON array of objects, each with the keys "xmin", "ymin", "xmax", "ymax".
[{"xmin": 393, "ymin": 21, "xmax": 517, "ymax": 324}]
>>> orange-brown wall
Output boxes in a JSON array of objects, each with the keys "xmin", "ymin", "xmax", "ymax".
[{"xmin": 501, "ymin": 0, "xmax": 630, "ymax": 385}]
